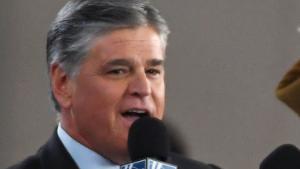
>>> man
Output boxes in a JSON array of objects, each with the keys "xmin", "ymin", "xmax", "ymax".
[{"xmin": 8, "ymin": 0, "xmax": 220, "ymax": 169}]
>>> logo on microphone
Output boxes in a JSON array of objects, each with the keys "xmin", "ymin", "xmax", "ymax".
[{"xmin": 120, "ymin": 158, "xmax": 177, "ymax": 169}]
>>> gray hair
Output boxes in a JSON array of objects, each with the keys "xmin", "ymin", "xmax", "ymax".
[{"xmin": 47, "ymin": 0, "xmax": 170, "ymax": 112}]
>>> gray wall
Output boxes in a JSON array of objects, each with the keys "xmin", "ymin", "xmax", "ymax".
[{"xmin": 1, "ymin": 1, "xmax": 300, "ymax": 169}]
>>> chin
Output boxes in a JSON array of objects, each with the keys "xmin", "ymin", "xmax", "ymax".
[{"xmin": 112, "ymin": 148, "xmax": 131, "ymax": 164}]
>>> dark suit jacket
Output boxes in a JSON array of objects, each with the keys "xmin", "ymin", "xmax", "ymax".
[{"xmin": 7, "ymin": 130, "xmax": 220, "ymax": 169}]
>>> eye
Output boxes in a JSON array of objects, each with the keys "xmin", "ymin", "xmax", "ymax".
[
  {"xmin": 106, "ymin": 67, "xmax": 130, "ymax": 77},
  {"xmin": 146, "ymin": 68, "xmax": 162, "ymax": 77},
  {"xmin": 108, "ymin": 69, "xmax": 127, "ymax": 74}
]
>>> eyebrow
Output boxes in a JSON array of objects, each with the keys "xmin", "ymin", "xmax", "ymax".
[
  {"xmin": 104, "ymin": 58, "xmax": 164, "ymax": 67},
  {"xmin": 146, "ymin": 59, "xmax": 164, "ymax": 67},
  {"xmin": 105, "ymin": 59, "xmax": 131, "ymax": 67}
]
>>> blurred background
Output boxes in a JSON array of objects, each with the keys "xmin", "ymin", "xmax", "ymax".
[{"xmin": 1, "ymin": 0, "xmax": 300, "ymax": 169}]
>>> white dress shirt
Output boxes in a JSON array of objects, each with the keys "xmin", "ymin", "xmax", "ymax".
[{"xmin": 57, "ymin": 124, "xmax": 120, "ymax": 169}]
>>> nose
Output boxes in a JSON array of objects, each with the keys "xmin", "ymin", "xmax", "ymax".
[{"xmin": 128, "ymin": 71, "xmax": 151, "ymax": 98}]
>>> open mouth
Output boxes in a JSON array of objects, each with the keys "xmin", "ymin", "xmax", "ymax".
[{"xmin": 121, "ymin": 109, "xmax": 150, "ymax": 118}]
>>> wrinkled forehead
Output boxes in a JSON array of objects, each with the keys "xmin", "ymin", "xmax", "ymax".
[
  {"xmin": 88, "ymin": 26, "xmax": 167, "ymax": 57},
  {"xmin": 92, "ymin": 26, "xmax": 167, "ymax": 48},
  {"xmin": 84, "ymin": 27, "xmax": 166, "ymax": 64}
]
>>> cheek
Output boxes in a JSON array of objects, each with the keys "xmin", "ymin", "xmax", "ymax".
[
  {"xmin": 71, "ymin": 81, "xmax": 122, "ymax": 121},
  {"xmin": 158, "ymin": 92, "xmax": 165, "ymax": 118},
  {"xmin": 153, "ymin": 81, "xmax": 165, "ymax": 119},
  {"xmin": 71, "ymin": 81, "xmax": 127, "ymax": 132}
]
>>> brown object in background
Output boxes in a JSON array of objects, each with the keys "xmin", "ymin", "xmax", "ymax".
[{"xmin": 276, "ymin": 59, "xmax": 300, "ymax": 116}]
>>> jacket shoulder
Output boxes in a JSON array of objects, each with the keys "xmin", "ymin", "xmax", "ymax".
[
  {"xmin": 6, "ymin": 129, "xmax": 78, "ymax": 169},
  {"xmin": 6, "ymin": 154, "xmax": 41, "ymax": 169}
]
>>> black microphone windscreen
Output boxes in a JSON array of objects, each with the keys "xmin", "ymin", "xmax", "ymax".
[
  {"xmin": 260, "ymin": 144, "xmax": 300, "ymax": 169},
  {"xmin": 128, "ymin": 117, "xmax": 170, "ymax": 162}
]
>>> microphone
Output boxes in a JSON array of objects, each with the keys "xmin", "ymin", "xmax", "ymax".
[
  {"xmin": 121, "ymin": 117, "xmax": 177, "ymax": 169},
  {"xmin": 259, "ymin": 144, "xmax": 300, "ymax": 169}
]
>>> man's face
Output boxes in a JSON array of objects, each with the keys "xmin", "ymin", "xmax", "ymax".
[{"xmin": 60, "ymin": 26, "xmax": 166, "ymax": 164}]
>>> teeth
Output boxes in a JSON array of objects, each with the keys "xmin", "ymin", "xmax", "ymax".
[
  {"xmin": 122, "ymin": 109, "xmax": 149, "ymax": 117},
  {"xmin": 128, "ymin": 109, "xmax": 146, "ymax": 114}
]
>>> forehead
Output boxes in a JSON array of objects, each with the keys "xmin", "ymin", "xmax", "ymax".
[
  {"xmin": 87, "ymin": 26, "xmax": 166, "ymax": 60},
  {"xmin": 95, "ymin": 26, "xmax": 163, "ymax": 46}
]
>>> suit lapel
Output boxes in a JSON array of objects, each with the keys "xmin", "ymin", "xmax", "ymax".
[{"xmin": 38, "ymin": 129, "xmax": 79, "ymax": 169}]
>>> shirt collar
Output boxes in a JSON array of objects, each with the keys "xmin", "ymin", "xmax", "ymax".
[{"xmin": 57, "ymin": 123, "xmax": 120, "ymax": 169}]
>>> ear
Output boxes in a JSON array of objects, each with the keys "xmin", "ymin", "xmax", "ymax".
[{"xmin": 50, "ymin": 64, "xmax": 73, "ymax": 111}]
